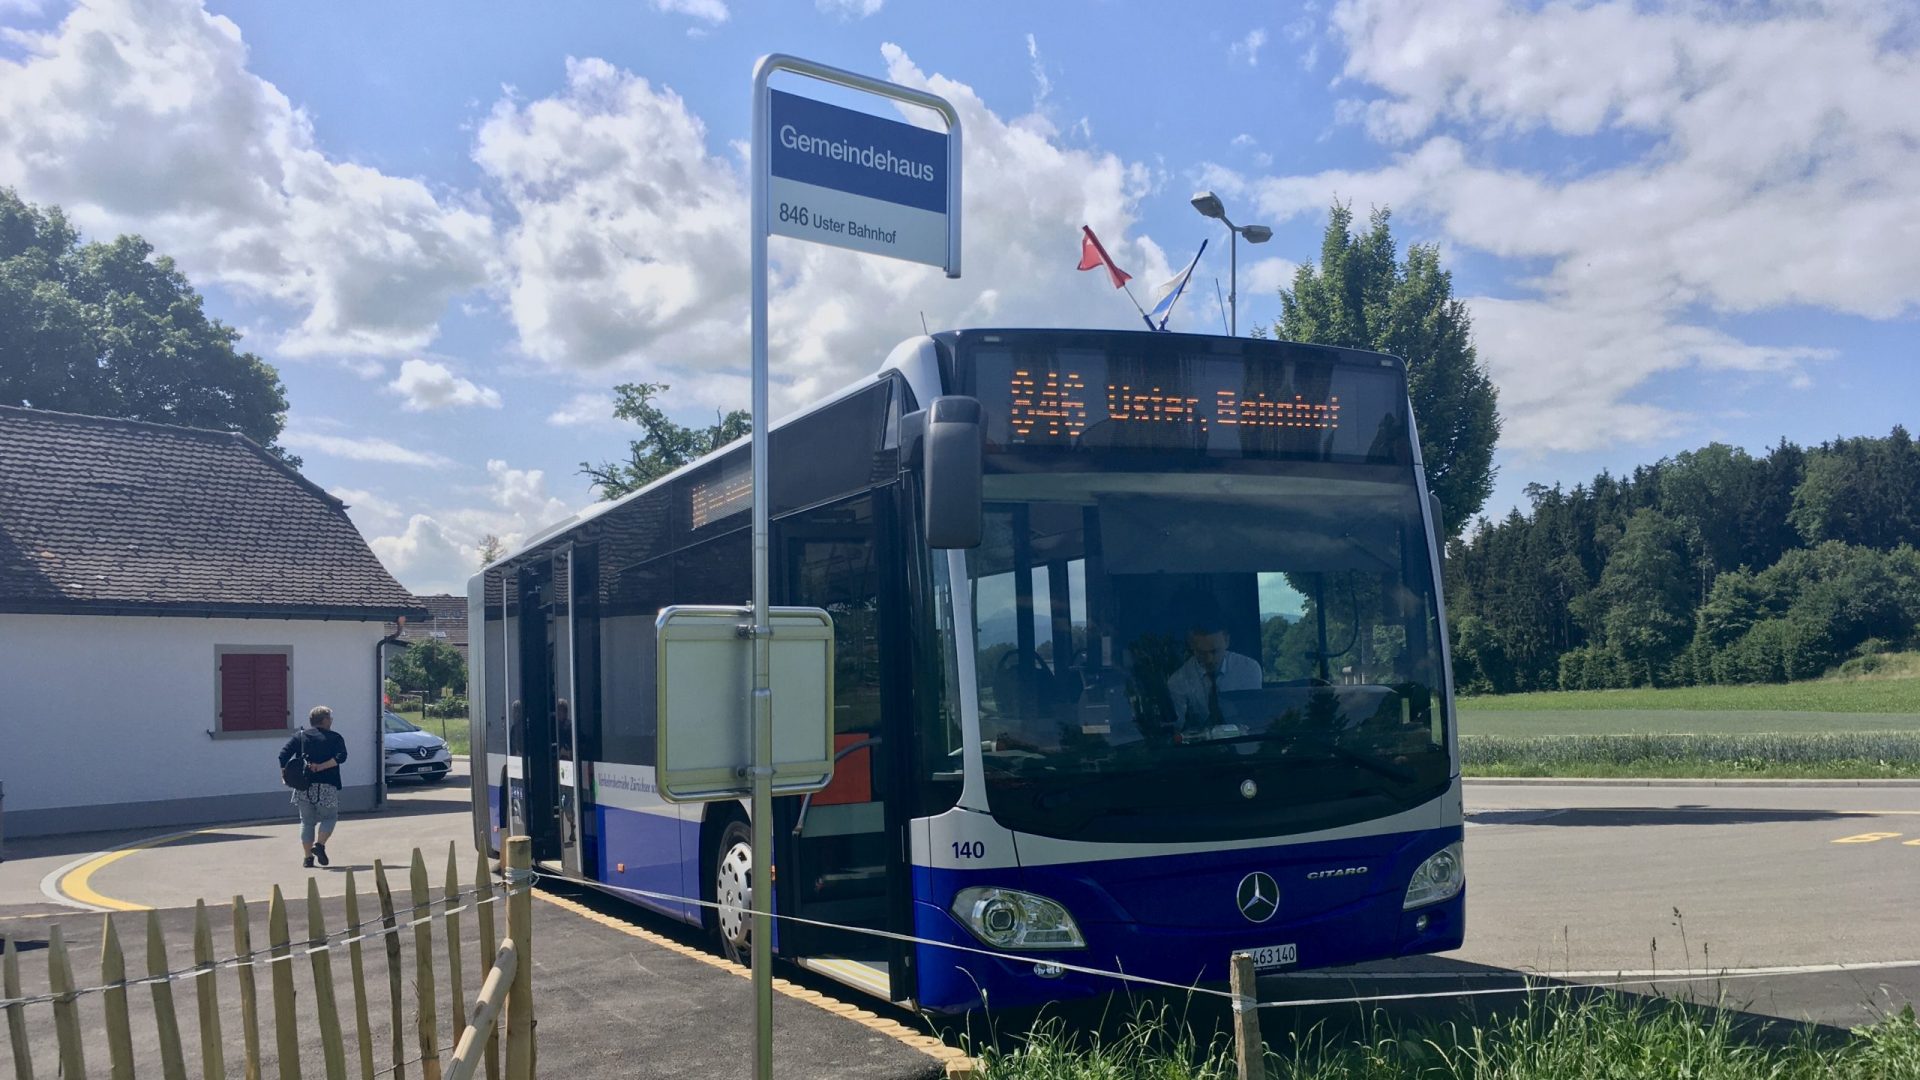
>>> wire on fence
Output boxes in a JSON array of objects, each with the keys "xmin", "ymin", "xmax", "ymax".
[
  {"xmin": 0, "ymin": 882, "xmax": 529, "ymax": 1011},
  {"xmin": 521, "ymin": 867, "xmax": 1920, "ymax": 1013}
]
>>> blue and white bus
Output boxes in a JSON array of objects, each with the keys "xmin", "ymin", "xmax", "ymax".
[{"xmin": 469, "ymin": 327, "xmax": 1463, "ymax": 1013}]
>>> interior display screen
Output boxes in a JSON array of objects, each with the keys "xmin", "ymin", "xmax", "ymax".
[
  {"xmin": 954, "ymin": 334, "xmax": 1412, "ymax": 464},
  {"xmin": 687, "ymin": 455, "xmax": 752, "ymax": 530}
]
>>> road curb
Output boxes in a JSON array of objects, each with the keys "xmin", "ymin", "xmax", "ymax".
[{"xmin": 1464, "ymin": 777, "xmax": 1920, "ymax": 787}]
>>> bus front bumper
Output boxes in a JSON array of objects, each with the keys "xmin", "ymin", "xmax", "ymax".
[{"xmin": 911, "ymin": 886, "xmax": 1464, "ymax": 1013}]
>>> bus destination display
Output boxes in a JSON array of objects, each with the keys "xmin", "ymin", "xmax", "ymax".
[
  {"xmin": 961, "ymin": 343, "xmax": 1411, "ymax": 463},
  {"xmin": 1008, "ymin": 368, "xmax": 1343, "ymax": 443}
]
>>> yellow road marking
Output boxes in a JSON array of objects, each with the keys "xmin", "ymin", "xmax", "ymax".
[
  {"xmin": 533, "ymin": 890, "xmax": 976, "ymax": 1072},
  {"xmin": 1832, "ymin": 832, "xmax": 1903, "ymax": 844},
  {"xmin": 55, "ymin": 827, "xmax": 220, "ymax": 912},
  {"xmin": 1904, "ymin": 839, "xmax": 1920, "ymax": 847}
]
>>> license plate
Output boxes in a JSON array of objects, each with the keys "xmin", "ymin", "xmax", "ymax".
[{"xmin": 1247, "ymin": 943, "xmax": 1298, "ymax": 969}]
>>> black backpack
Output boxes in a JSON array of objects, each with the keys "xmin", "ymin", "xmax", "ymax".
[{"xmin": 281, "ymin": 730, "xmax": 312, "ymax": 791}]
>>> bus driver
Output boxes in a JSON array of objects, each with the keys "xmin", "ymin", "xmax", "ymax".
[{"xmin": 1166, "ymin": 613, "xmax": 1263, "ymax": 735}]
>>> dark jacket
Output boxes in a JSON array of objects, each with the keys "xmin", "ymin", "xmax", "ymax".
[{"xmin": 279, "ymin": 727, "xmax": 349, "ymax": 789}]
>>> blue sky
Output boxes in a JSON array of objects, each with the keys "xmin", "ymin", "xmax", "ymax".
[{"xmin": 2, "ymin": 0, "xmax": 1915, "ymax": 593}]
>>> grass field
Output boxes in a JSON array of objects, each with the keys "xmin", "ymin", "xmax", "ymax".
[
  {"xmin": 976, "ymin": 993, "xmax": 1920, "ymax": 1080},
  {"xmin": 390, "ymin": 707, "xmax": 471, "ymax": 756},
  {"xmin": 1454, "ymin": 657, "xmax": 1920, "ymax": 777}
]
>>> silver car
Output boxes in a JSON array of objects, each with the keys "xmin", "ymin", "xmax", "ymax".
[{"xmin": 383, "ymin": 711, "xmax": 453, "ymax": 784}]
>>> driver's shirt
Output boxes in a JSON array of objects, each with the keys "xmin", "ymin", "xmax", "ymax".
[{"xmin": 1166, "ymin": 651, "xmax": 1263, "ymax": 730}]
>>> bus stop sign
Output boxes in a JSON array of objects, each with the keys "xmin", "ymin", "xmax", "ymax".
[
  {"xmin": 768, "ymin": 89, "xmax": 956, "ymax": 270},
  {"xmin": 654, "ymin": 605, "xmax": 836, "ymax": 802}
]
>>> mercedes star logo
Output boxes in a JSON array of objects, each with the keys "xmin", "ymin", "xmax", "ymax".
[{"xmin": 1236, "ymin": 871, "xmax": 1279, "ymax": 923}]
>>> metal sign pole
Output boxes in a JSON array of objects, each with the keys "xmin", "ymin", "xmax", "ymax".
[
  {"xmin": 748, "ymin": 63, "xmax": 776, "ymax": 1080},
  {"xmin": 747, "ymin": 52, "xmax": 960, "ymax": 1080}
]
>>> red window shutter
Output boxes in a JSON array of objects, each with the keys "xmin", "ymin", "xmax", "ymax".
[
  {"xmin": 221, "ymin": 653, "xmax": 258, "ymax": 732},
  {"xmin": 220, "ymin": 653, "xmax": 288, "ymax": 732},
  {"xmin": 255, "ymin": 655, "xmax": 289, "ymax": 730}
]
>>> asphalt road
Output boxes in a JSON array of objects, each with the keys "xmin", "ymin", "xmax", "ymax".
[
  {"xmin": 1245, "ymin": 780, "xmax": 1920, "ymax": 1036},
  {"xmin": 6, "ymin": 776, "xmax": 1917, "ymax": 1070}
]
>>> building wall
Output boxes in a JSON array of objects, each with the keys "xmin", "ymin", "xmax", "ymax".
[{"xmin": 0, "ymin": 612, "xmax": 389, "ymax": 836}]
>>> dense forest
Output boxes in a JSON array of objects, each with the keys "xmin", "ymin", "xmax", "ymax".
[{"xmin": 1444, "ymin": 427, "xmax": 1920, "ymax": 694}]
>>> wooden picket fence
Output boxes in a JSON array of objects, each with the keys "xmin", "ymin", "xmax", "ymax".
[{"xmin": 2, "ymin": 836, "xmax": 535, "ymax": 1080}]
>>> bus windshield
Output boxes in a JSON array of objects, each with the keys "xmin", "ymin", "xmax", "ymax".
[{"xmin": 965, "ymin": 467, "xmax": 1451, "ymax": 843}]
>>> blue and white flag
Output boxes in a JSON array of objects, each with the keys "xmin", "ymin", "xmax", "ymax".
[{"xmin": 1145, "ymin": 239, "xmax": 1207, "ymax": 331}]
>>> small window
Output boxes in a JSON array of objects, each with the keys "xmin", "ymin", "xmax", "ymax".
[{"xmin": 217, "ymin": 646, "xmax": 293, "ymax": 734}]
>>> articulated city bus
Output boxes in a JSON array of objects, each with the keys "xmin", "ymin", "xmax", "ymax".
[{"xmin": 468, "ymin": 327, "xmax": 1463, "ymax": 1012}]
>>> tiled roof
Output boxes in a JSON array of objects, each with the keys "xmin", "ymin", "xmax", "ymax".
[
  {"xmin": 0, "ymin": 406, "xmax": 422, "ymax": 619},
  {"xmin": 396, "ymin": 593, "xmax": 469, "ymax": 648}
]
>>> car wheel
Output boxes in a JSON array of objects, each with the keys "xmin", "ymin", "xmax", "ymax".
[{"xmin": 712, "ymin": 817, "xmax": 754, "ymax": 967}]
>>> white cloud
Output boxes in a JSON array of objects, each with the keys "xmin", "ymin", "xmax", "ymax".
[
  {"xmin": 281, "ymin": 426, "xmax": 453, "ymax": 468},
  {"xmin": 364, "ymin": 459, "xmax": 580, "ymax": 594},
  {"xmin": 0, "ymin": 0, "xmax": 494, "ymax": 359},
  {"xmin": 547, "ymin": 392, "xmax": 617, "ymax": 427},
  {"xmin": 369, "ymin": 516, "xmax": 479, "ymax": 596},
  {"xmin": 475, "ymin": 47, "xmax": 1174, "ymax": 415},
  {"xmin": 1231, "ymin": 133, "xmax": 1258, "ymax": 149},
  {"xmin": 1207, "ymin": 0, "xmax": 1917, "ymax": 452},
  {"xmin": 329, "ymin": 486, "xmax": 406, "ymax": 532},
  {"xmin": 1026, "ymin": 33, "xmax": 1051, "ymax": 107},
  {"xmin": 1230, "ymin": 28, "xmax": 1268, "ymax": 66},
  {"xmin": 817, "ymin": 0, "xmax": 883, "ymax": 17},
  {"xmin": 388, "ymin": 358, "xmax": 503, "ymax": 412},
  {"xmin": 651, "ymin": 0, "xmax": 727, "ymax": 23}
]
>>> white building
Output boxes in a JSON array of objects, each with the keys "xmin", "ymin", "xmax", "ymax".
[{"xmin": 0, "ymin": 406, "xmax": 423, "ymax": 838}]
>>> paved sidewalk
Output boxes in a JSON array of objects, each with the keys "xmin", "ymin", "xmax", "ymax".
[{"xmin": 0, "ymin": 768, "xmax": 958, "ymax": 1079}]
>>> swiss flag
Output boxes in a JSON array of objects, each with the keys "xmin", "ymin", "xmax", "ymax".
[{"xmin": 1077, "ymin": 225, "xmax": 1132, "ymax": 289}]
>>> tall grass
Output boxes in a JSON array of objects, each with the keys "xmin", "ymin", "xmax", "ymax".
[
  {"xmin": 1460, "ymin": 731, "xmax": 1920, "ymax": 778},
  {"xmin": 975, "ymin": 993, "xmax": 1920, "ymax": 1080}
]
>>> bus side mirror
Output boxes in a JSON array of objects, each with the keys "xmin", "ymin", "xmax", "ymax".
[
  {"xmin": 1428, "ymin": 492, "xmax": 1444, "ymax": 541},
  {"xmin": 906, "ymin": 396, "xmax": 984, "ymax": 549}
]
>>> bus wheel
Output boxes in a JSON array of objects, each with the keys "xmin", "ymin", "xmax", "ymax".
[{"xmin": 713, "ymin": 818, "xmax": 754, "ymax": 967}]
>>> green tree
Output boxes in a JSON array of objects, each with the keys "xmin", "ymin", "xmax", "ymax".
[
  {"xmin": 477, "ymin": 533, "xmax": 506, "ymax": 567},
  {"xmin": 1268, "ymin": 204, "xmax": 1501, "ymax": 532},
  {"xmin": 388, "ymin": 639, "xmax": 468, "ymax": 699},
  {"xmin": 580, "ymin": 381, "xmax": 751, "ymax": 499},
  {"xmin": 1591, "ymin": 510, "xmax": 1695, "ymax": 685},
  {"xmin": 1789, "ymin": 426, "xmax": 1920, "ymax": 551},
  {"xmin": 0, "ymin": 188, "xmax": 296, "ymax": 462}
]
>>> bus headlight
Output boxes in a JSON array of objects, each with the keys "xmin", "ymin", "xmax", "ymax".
[
  {"xmin": 952, "ymin": 888, "xmax": 1085, "ymax": 950},
  {"xmin": 1403, "ymin": 842, "xmax": 1463, "ymax": 909}
]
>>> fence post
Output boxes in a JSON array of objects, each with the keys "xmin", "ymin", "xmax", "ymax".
[
  {"xmin": 444, "ymin": 842, "xmax": 465, "ymax": 1057},
  {"xmin": 308, "ymin": 878, "xmax": 350, "ymax": 1080},
  {"xmin": 475, "ymin": 851, "xmax": 500, "ymax": 1080},
  {"xmin": 444, "ymin": 941, "xmax": 517, "ymax": 1080},
  {"xmin": 410, "ymin": 848, "xmax": 445, "ymax": 1080},
  {"xmin": 344, "ymin": 871, "xmax": 377, "ymax": 1080},
  {"xmin": 193, "ymin": 901, "xmax": 227, "ymax": 1080},
  {"xmin": 100, "ymin": 916, "xmax": 134, "ymax": 1079},
  {"xmin": 268, "ymin": 885, "xmax": 304, "ymax": 1079},
  {"xmin": 48, "ymin": 923, "xmax": 89, "ymax": 1078},
  {"xmin": 4, "ymin": 933, "xmax": 34, "ymax": 1080},
  {"xmin": 374, "ymin": 861, "xmax": 408, "ymax": 1080},
  {"xmin": 147, "ymin": 909, "xmax": 190, "ymax": 1080},
  {"xmin": 502, "ymin": 836, "xmax": 533, "ymax": 1080},
  {"xmin": 1230, "ymin": 952, "xmax": 1265, "ymax": 1080},
  {"xmin": 233, "ymin": 896, "xmax": 263, "ymax": 1080}
]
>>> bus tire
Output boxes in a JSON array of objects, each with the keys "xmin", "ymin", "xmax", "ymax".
[{"xmin": 710, "ymin": 815, "xmax": 755, "ymax": 967}]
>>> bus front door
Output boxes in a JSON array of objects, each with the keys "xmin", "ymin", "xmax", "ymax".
[{"xmin": 772, "ymin": 493, "xmax": 913, "ymax": 1002}]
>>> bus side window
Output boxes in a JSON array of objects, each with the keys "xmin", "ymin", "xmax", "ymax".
[{"xmin": 779, "ymin": 495, "xmax": 882, "ymax": 801}]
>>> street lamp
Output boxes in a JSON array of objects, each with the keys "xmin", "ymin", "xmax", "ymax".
[{"xmin": 1190, "ymin": 191, "xmax": 1271, "ymax": 336}]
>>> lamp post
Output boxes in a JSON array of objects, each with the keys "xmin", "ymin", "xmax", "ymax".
[{"xmin": 1190, "ymin": 191, "xmax": 1271, "ymax": 336}]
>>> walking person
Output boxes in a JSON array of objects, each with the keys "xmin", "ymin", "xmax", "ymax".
[{"xmin": 280, "ymin": 705, "xmax": 349, "ymax": 868}]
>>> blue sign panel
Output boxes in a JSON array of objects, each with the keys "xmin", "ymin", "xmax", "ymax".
[{"xmin": 767, "ymin": 89, "xmax": 951, "ymax": 267}]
